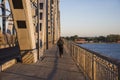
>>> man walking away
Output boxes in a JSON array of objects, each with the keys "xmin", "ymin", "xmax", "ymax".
[{"xmin": 57, "ymin": 37, "xmax": 64, "ymax": 58}]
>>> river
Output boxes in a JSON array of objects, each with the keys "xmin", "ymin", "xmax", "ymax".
[{"xmin": 79, "ymin": 43, "xmax": 120, "ymax": 60}]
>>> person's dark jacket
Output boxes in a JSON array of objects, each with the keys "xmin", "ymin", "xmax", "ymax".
[{"xmin": 57, "ymin": 39, "xmax": 64, "ymax": 49}]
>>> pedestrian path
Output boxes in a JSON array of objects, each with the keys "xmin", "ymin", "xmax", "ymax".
[{"xmin": 0, "ymin": 45, "xmax": 86, "ymax": 80}]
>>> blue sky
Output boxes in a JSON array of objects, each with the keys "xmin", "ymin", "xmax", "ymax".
[
  {"xmin": 0, "ymin": 0, "xmax": 120, "ymax": 37},
  {"xmin": 60, "ymin": 0, "xmax": 120, "ymax": 37},
  {"xmin": 0, "ymin": 0, "xmax": 10, "ymax": 31}
]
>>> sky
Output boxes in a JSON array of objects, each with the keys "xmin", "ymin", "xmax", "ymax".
[
  {"xmin": 0, "ymin": 0, "xmax": 120, "ymax": 37},
  {"xmin": 60, "ymin": 0, "xmax": 120, "ymax": 37},
  {"xmin": 0, "ymin": 0, "xmax": 10, "ymax": 31}
]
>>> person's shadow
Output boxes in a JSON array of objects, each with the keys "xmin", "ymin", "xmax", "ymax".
[{"xmin": 47, "ymin": 47, "xmax": 59, "ymax": 80}]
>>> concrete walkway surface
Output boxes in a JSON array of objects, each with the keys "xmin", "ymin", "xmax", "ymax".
[{"xmin": 0, "ymin": 46, "xmax": 86, "ymax": 80}]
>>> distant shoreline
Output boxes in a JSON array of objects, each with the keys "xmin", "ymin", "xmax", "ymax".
[{"xmin": 77, "ymin": 42, "xmax": 120, "ymax": 44}]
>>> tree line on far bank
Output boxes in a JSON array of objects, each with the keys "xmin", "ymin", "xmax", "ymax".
[{"xmin": 64, "ymin": 34, "xmax": 120, "ymax": 43}]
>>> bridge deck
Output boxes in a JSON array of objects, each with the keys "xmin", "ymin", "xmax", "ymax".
[{"xmin": 0, "ymin": 46, "xmax": 86, "ymax": 80}]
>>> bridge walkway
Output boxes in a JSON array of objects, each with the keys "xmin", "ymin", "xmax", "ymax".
[{"xmin": 0, "ymin": 45, "xmax": 86, "ymax": 80}]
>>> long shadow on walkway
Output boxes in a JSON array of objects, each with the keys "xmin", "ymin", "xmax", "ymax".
[{"xmin": 46, "ymin": 47, "xmax": 59, "ymax": 80}]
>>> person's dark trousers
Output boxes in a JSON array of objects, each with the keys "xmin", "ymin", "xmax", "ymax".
[{"xmin": 59, "ymin": 47, "xmax": 63, "ymax": 58}]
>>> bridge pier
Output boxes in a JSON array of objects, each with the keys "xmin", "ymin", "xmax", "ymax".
[{"xmin": 8, "ymin": 0, "xmax": 38, "ymax": 64}]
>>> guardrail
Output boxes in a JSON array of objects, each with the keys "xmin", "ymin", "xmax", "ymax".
[
  {"xmin": 64, "ymin": 39, "xmax": 120, "ymax": 80},
  {"xmin": 0, "ymin": 46, "xmax": 20, "ymax": 71},
  {"xmin": 0, "ymin": 46, "xmax": 20, "ymax": 64}
]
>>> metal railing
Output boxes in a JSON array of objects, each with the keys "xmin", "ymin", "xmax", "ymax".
[
  {"xmin": 0, "ymin": 45, "xmax": 20, "ymax": 64},
  {"xmin": 64, "ymin": 39, "xmax": 120, "ymax": 80}
]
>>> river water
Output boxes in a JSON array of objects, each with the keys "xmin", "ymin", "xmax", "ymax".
[{"xmin": 79, "ymin": 43, "xmax": 120, "ymax": 60}]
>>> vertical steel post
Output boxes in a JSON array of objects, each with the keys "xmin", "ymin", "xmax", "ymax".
[
  {"xmin": 2, "ymin": 0, "xmax": 6, "ymax": 34},
  {"xmin": 92, "ymin": 54, "xmax": 94, "ymax": 80},
  {"xmin": 37, "ymin": 0, "xmax": 40, "ymax": 59},
  {"xmin": 118, "ymin": 65, "xmax": 120, "ymax": 80}
]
